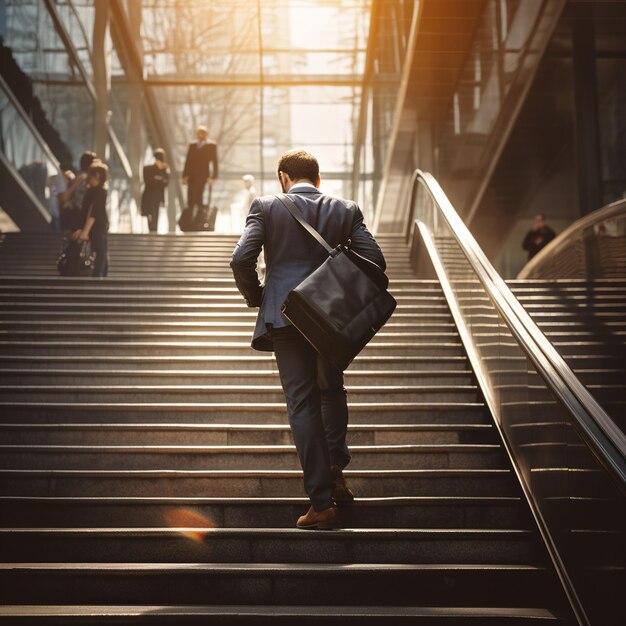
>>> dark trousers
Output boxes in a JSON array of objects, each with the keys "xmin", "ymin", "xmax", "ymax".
[
  {"xmin": 90, "ymin": 232, "xmax": 109, "ymax": 278},
  {"xmin": 187, "ymin": 178, "xmax": 206, "ymax": 213},
  {"xmin": 144, "ymin": 202, "xmax": 159, "ymax": 232},
  {"xmin": 271, "ymin": 324, "xmax": 350, "ymax": 511}
]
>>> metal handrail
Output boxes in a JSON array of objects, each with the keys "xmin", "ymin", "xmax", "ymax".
[
  {"xmin": 409, "ymin": 170, "xmax": 626, "ymax": 493},
  {"xmin": 517, "ymin": 197, "xmax": 626, "ymax": 278}
]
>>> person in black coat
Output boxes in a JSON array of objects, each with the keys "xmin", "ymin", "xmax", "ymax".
[
  {"xmin": 182, "ymin": 125, "xmax": 218, "ymax": 214},
  {"xmin": 522, "ymin": 214, "xmax": 556, "ymax": 260},
  {"xmin": 72, "ymin": 160, "xmax": 109, "ymax": 277},
  {"xmin": 141, "ymin": 148, "xmax": 170, "ymax": 233},
  {"xmin": 230, "ymin": 150, "xmax": 386, "ymax": 530}
]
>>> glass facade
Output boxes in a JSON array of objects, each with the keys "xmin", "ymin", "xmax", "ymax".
[
  {"xmin": 138, "ymin": 0, "xmax": 372, "ymax": 232},
  {"xmin": 0, "ymin": 0, "xmax": 374, "ymax": 233}
]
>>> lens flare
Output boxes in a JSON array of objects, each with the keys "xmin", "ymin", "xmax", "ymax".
[{"xmin": 164, "ymin": 507, "xmax": 216, "ymax": 543}]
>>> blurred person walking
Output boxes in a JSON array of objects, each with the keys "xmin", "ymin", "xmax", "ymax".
[
  {"xmin": 61, "ymin": 151, "xmax": 97, "ymax": 231},
  {"xmin": 230, "ymin": 150, "xmax": 386, "ymax": 529},
  {"xmin": 48, "ymin": 165, "xmax": 74, "ymax": 231},
  {"xmin": 230, "ymin": 174, "xmax": 257, "ymax": 233},
  {"xmin": 72, "ymin": 160, "xmax": 110, "ymax": 278},
  {"xmin": 182, "ymin": 125, "xmax": 218, "ymax": 216},
  {"xmin": 141, "ymin": 148, "xmax": 170, "ymax": 233},
  {"xmin": 522, "ymin": 213, "xmax": 556, "ymax": 260}
]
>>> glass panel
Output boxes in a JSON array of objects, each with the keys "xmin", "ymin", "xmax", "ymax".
[
  {"xmin": 436, "ymin": 0, "xmax": 563, "ymax": 213},
  {"xmin": 0, "ymin": 79, "xmax": 61, "ymax": 215},
  {"xmin": 53, "ymin": 0, "xmax": 96, "ymax": 79}
]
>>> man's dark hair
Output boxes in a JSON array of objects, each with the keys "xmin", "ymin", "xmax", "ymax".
[
  {"xmin": 88, "ymin": 160, "xmax": 109, "ymax": 187},
  {"xmin": 79, "ymin": 151, "xmax": 97, "ymax": 173},
  {"xmin": 277, "ymin": 150, "xmax": 319, "ymax": 183}
]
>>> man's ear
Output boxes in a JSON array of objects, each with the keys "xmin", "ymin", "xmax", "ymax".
[
  {"xmin": 315, "ymin": 175, "xmax": 321, "ymax": 189},
  {"xmin": 279, "ymin": 171, "xmax": 291, "ymax": 187}
]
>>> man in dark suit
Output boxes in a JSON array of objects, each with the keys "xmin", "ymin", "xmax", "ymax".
[
  {"xmin": 230, "ymin": 150, "xmax": 386, "ymax": 529},
  {"xmin": 182, "ymin": 125, "xmax": 218, "ymax": 214},
  {"xmin": 141, "ymin": 148, "xmax": 170, "ymax": 233},
  {"xmin": 522, "ymin": 213, "xmax": 556, "ymax": 260}
]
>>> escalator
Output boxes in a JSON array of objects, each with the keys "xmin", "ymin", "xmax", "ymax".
[{"xmin": 0, "ymin": 74, "xmax": 59, "ymax": 231}]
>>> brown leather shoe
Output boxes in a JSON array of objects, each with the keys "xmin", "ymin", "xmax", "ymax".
[
  {"xmin": 296, "ymin": 505, "xmax": 340, "ymax": 530},
  {"xmin": 331, "ymin": 465, "xmax": 354, "ymax": 503}
]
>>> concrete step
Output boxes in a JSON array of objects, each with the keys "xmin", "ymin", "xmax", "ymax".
[
  {"xmin": 0, "ymin": 292, "xmax": 437, "ymax": 305},
  {"xmin": 529, "ymin": 468, "xmax": 615, "ymax": 499},
  {"xmin": 0, "ymin": 341, "xmax": 466, "ymax": 357},
  {"xmin": 0, "ymin": 277, "xmax": 439, "ymax": 288},
  {"xmin": 483, "ymin": 353, "xmax": 626, "ymax": 372},
  {"xmin": 0, "ymin": 311, "xmax": 453, "ymax": 324},
  {"xmin": 0, "ymin": 278, "xmax": 240, "ymax": 289},
  {"xmin": 0, "ymin": 468, "xmax": 517, "ymax": 497},
  {"xmin": 0, "ymin": 354, "xmax": 472, "ymax": 372},
  {"xmin": 0, "ymin": 527, "xmax": 538, "ymax": 564},
  {"xmin": 0, "ymin": 368, "xmax": 474, "ymax": 386},
  {"xmin": 546, "ymin": 342, "xmax": 626, "ymax": 356},
  {"xmin": 0, "ymin": 384, "xmax": 480, "ymax": 404},
  {"xmin": 515, "ymin": 294, "xmax": 626, "ymax": 305},
  {"xmin": 0, "ymin": 562, "xmax": 559, "ymax": 607},
  {"xmin": 493, "ymin": 368, "xmax": 625, "ymax": 386},
  {"xmin": 509, "ymin": 279, "xmax": 626, "ymax": 288},
  {"xmin": 0, "ymin": 443, "xmax": 507, "ymax": 471},
  {"xmin": 0, "ymin": 604, "xmax": 566, "ymax": 624},
  {"xmin": 0, "ymin": 267, "xmax": 240, "ymax": 277},
  {"xmin": 0, "ymin": 270, "xmax": 419, "ymax": 279},
  {"xmin": 0, "ymin": 311, "xmax": 260, "ymax": 322},
  {"xmin": 0, "ymin": 422, "xmax": 496, "ymax": 446},
  {"xmin": 0, "ymin": 331, "xmax": 463, "ymax": 348},
  {"xmin": 0, "ymin": 302, "xmax": 448, "ymax": 314},
  {"xmin": 469, "ymin": 327, "xmax": 626, "ymax": 343},
  {"xmin": 522, "ymin": 320, "xmax": 626, "ymax": 331},
  {"xmin": 0, "ymin": 495, "xmax": 531, "ymax": 529},
  {"xmin": 522, "ymin": 304, "xmax": 626, "ymax": 315},
  {"xmin": 501, "ymin": 399, "xmax": 625, "ymax": 426},
  {"xmin": 0, "ymin": 401, "xmax": 487, "ymax": 424},
  {"xmin": 0, "ymin": 320, "xmax": 457, "ymax": 335}
]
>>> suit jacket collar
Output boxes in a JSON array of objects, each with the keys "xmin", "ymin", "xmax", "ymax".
[{"xmin": 289, "ymin": 183, "xmax": 321, "ymax": 195}]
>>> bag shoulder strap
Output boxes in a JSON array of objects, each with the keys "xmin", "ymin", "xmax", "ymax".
[{"xmin": 275, "ymin": 193, "xmax": 334, "ymax": 255}]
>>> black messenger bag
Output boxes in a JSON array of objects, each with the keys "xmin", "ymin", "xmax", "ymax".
[{"xmin": 277, "ymin": 193, "xmax": 397, "ymax": 371}]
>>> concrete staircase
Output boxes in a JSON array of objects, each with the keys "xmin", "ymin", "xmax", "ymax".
[
  {"xmin": 0, "ymin": 233, "xmax": 570, "ymax": 623},
  {"xmin": 508, "ymin": 279, "xmax": 626, "ymax": 435}
]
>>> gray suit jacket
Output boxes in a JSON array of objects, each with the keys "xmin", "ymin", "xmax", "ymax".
[{"xmin": 230, "ymin": 187, "xmax": 386, "ymax": 352}]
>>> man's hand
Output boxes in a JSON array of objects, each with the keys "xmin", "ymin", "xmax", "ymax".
[
  {"xmin": 71, "ymin": 229, "xmax": 88, "ymax": 241},
  {"xmin": 182, "ymin": 176, "xmax": 188, "ymax": 186},
  {"xmin": 207, "ymin": 178, "xmax": 214, "ymax": 187}
]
